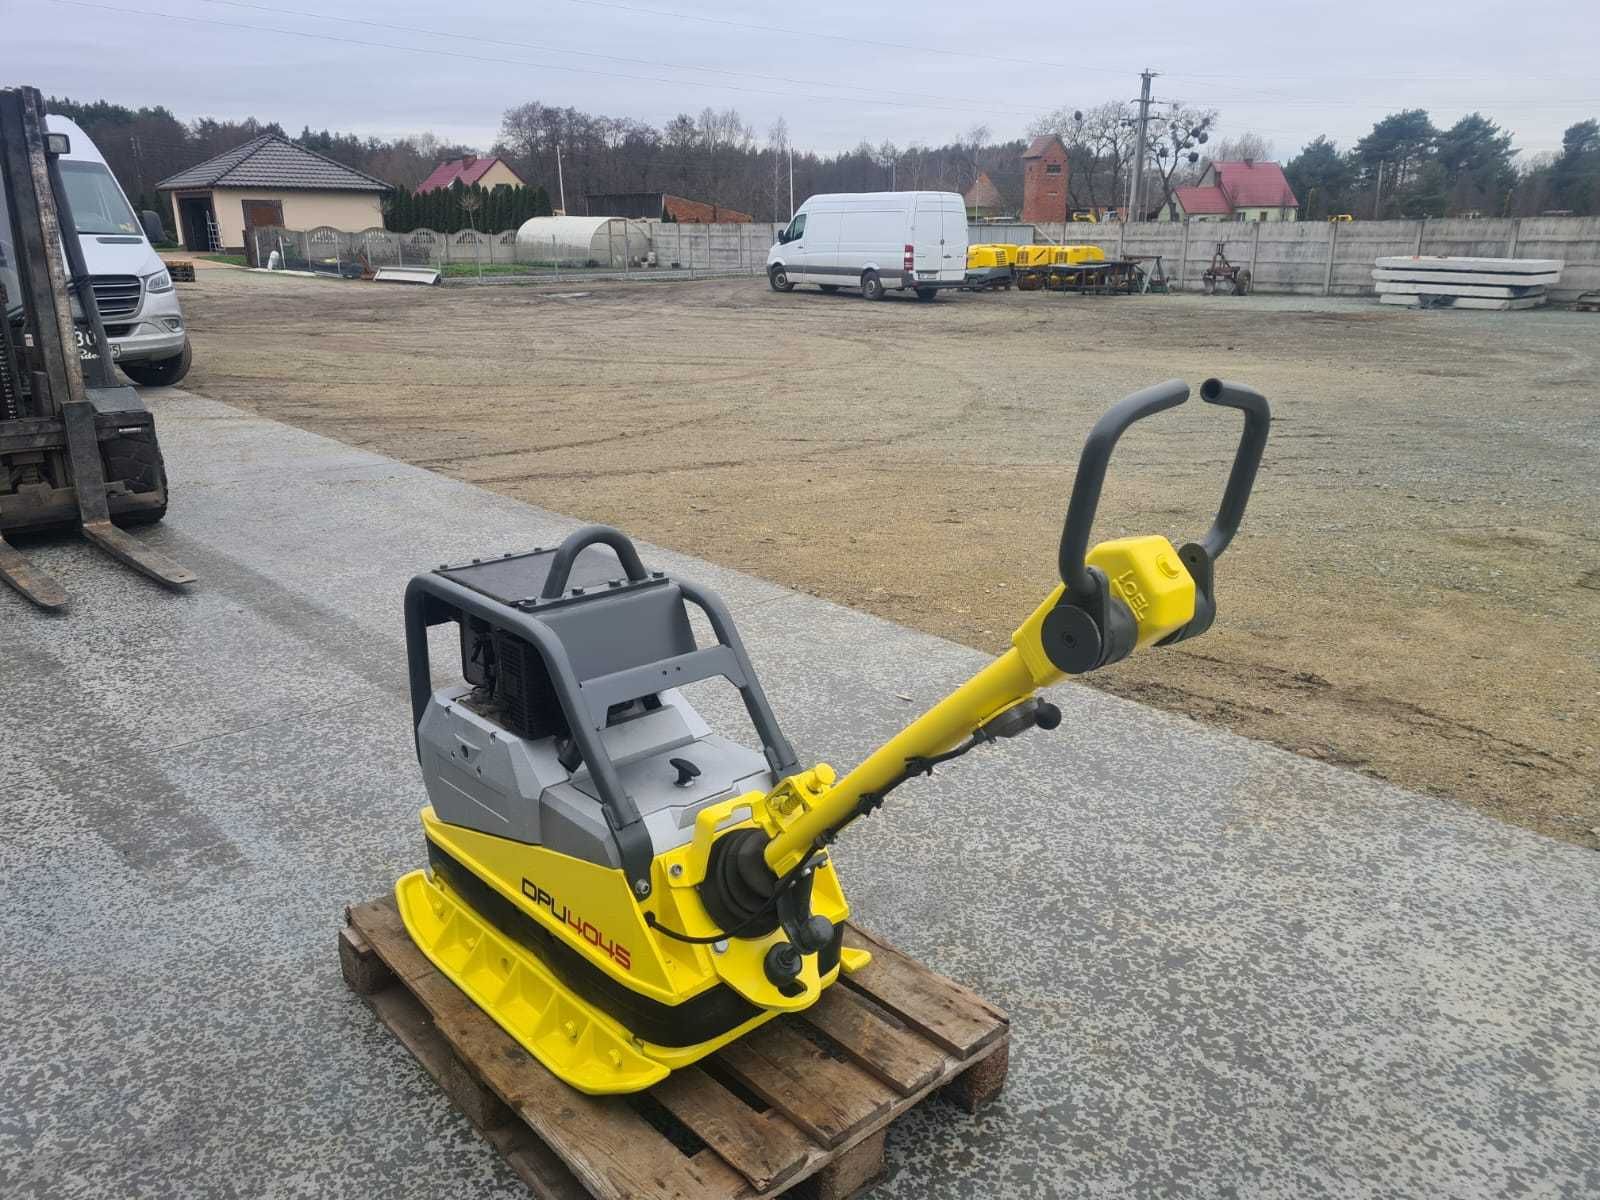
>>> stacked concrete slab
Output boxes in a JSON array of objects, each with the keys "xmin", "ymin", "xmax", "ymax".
[{"xmin": 1373, "ymin": 255, "xmax": 1562, "ymax": 310}]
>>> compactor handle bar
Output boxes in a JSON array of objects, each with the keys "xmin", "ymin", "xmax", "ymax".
[
  {"xmin": 1057, "ymin": 377, "xmax": 1270, "ymax": 594},
  {"xmin": 540, "ymin": 524, "xmax": 651, "ymax": 598}
]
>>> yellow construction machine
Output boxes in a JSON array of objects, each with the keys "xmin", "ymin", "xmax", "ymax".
[{"xmin": 395, "ymin": 378, "xmax": 1271, "ymax": 1095}]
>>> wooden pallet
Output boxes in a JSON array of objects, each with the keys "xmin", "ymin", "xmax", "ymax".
[
  {"xmin": 163, "ymin": 260, "xmax": 196, "ymax": 282},
  {"xmin": 341, "ymin": 897, "xmax": 1010, "ymax": 1200}
]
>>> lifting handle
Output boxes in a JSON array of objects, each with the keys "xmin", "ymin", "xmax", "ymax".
[
  {"xmin": 1057, "ymin": 378, "xmax": 1189, "ymax": 596},
  {"xmin": 1195, "ymin": 378, "xmax": 1270, "ymax": 560},
  {"xmin": 540, "ymin": 524, "xmax": 650, "ymax": 598}
]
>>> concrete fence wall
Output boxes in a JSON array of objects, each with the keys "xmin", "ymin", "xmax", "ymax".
[
  {"xmin": 253, "ymin": 221, "xmax": 787, "ymax": 274},
  {"xmin": 1009, "ymin": 217, "xmax": 1600, "ymax": 300},
  {"xmin": 254, "ymin": 216, "xmax": 1600, "ymax": 297}
]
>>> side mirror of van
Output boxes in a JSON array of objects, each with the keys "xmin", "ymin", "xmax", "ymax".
[{"xmin": 139, "ymin": 210, "xmax": 166, "ymax": 245}]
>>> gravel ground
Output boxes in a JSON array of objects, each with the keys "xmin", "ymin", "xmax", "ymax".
[{"xmin": 174, "ymin": 269, "xmax": 1600, "ymax": 846}]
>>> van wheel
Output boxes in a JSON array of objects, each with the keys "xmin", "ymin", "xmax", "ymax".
[
  {"xmin": 819, "ymin": 284, "xmax": 839, "ymax": 294},
  {"xmin": 119, "ymin": 339, "xmax": 192, "ymax": 387},
  {"xmin": 769, "ymin": 265, "xmax": 793, "ymax": 292},
  {"xmin": 915, "ymin": 288, "xmax": 938, "ymax": 302},
  {"xmin": 861, "ymin": 270, "xmax": 885, "ymax": 301}
]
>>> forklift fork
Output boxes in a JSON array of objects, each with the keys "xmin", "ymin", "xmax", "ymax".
[{"xmin": 0, "ymin": 84, "xmax": 196, "ymax": 609}]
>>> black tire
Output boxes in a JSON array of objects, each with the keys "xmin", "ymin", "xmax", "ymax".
[
  {"xmin": 861, "ymin": 270, "xmax": 885, "ymax": 301},
  {"xmin": 819, "ymin": 284, "xmax": 839, "ymax": 294},
  {"xmin": 102, "ymin": 435, "xmax": 170, "ymax": 527},
  {"xmin": 120, "ymin": 338, "xmax": 192, "ymax": 387},
  {"xmin": 915, "ymin": 288, "xmax": 938, "ymax": 302},
  {"xmin": 768, "ymin": 265, "xmax": 793, "ymax": 292}
]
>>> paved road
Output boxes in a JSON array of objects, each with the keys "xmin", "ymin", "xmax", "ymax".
[{"xmin": 2, "ymin": 393, "xmax": 1595, "ymax": 1199}]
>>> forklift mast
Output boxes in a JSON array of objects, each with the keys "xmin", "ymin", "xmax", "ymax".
[{"xmin": 0, "ymin": 84, "xmax": 194, "ymax": 609}]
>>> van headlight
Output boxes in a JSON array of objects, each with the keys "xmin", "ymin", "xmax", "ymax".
[{"xmin": 144, "ymin": 267, "xmax": 173, "ymax": 294}]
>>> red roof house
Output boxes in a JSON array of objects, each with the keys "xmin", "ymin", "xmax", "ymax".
[
  {"xmin": 417, "ymin": 154, "xmax": 526, "ymax": 193},
  {"xmin": 1171, "ymin": 160, "xmax": 1299, "ymax": 222}
]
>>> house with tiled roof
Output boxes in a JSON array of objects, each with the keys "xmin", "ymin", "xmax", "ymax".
[
  {"xmin": 964, "ymin": 171, "xmax": 1008, "ymax": 219},
  {"xmin": 417, "ymin": 154, "xmax": 525, "ymax": 193},
  {"xmin": 1171, "ymin": 160, "xmax": 1299, "ymax": 222},
  {"xmin": 158, "ymin": 134, "xmax": 390, "ymax": 259}
]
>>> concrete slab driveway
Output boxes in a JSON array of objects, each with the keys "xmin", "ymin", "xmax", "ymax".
[{"xmin": 2, "ymin": 392, "xmax": 1596, "ymax": 1199}]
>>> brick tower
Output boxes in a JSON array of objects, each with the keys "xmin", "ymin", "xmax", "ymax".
[{"xmin": 1021, "ymin": 135, "xmax": 1070, "ymax": 225}]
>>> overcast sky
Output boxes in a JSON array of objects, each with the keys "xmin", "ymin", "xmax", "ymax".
[{"xmin": 7, "ymin": 0, "xmax": 1597, "ymax": 160}]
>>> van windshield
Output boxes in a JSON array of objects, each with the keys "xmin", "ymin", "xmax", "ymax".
[{"xmin": 58, "ymin": 160, "xmax": 140, "ymax": 236}]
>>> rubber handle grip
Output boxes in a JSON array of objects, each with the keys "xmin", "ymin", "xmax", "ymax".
[
  {"xmin": 1196, "ymin": 379, "xmax": 1271, "ymax": 559},
  {"xmin": 1058, "ymin": 378, "xmax": 1190, "ymax": 596}
]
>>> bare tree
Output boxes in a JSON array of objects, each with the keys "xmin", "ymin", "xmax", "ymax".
[
  {"xmin": 767, "ymin": 117, "xmax": 790, "ymax": 220},
  {"xmin": 1211, "ymin": 131, "xmax": 1274, "ymax": 163},
  {"xmin": 1146, "ymin": 103, "xmax": 1217, "ymax": 211}
]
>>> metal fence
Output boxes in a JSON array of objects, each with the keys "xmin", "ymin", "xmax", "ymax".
[{"xmin": 250, "ymin": 221, "xmax": 787, "ymax": 281}]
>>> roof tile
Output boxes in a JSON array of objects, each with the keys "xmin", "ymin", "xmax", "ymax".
[{"xmin": 158, "ymin": 135, "xmax": 389, "ymax": 192}]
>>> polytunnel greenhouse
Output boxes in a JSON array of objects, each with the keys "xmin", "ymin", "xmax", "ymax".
[{"xmin": 514, "ymin": 216, "xmax": 651, "ymax": 269}]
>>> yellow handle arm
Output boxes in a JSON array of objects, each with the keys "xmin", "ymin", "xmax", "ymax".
[{"xmin": 762, "ymin": 587, "xmax": 1072, "ymax": 875}]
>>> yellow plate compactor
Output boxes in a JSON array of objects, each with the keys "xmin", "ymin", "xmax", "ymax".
[{"xmin": 397, "ymin": 377, "xmax": 1270, "ymax": 1094}]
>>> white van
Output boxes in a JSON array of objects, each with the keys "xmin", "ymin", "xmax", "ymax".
[
  {"xmin": 45, "ymin": 115, "xmax": 191, "ymax": 385},
  {"xmin": 767, "ymin": 191, "xmax": 968, "ymax": 301}
]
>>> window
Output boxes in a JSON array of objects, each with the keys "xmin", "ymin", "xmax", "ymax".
[
  {"xmin": 58, "ymin": 161, "xmax": 139, "ymax": 236},
  {"xmin": 1045, "ymin": 163, "xmax": 1062, "ymax": 175},
  {"xmin": 782, "ymin": 213, "xmax": 806, "ymax": 243}
]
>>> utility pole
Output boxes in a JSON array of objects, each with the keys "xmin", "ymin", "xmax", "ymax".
[
  {"xmin": 1127, "ymin": 69, "xmax": 1156, "ymax": 222},
  {"xmin": 1373, "ymin": 160, "xmax": 1385, "ymax": 219},
  {"xmin": 556, "ymin": 144, "xmax": 566, "ymax": 215},
  {"xmin": 129, "ymin": 134, "xmax": 145, "ymax": 199},
  {"xmin": 788, "ymin": 146, "xmax": 794, "ymax": 218}
]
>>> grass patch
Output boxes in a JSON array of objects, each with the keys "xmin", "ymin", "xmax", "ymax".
[{"xmin": 438, "ymin": 261, "xmax": 544, "ymax": 278}]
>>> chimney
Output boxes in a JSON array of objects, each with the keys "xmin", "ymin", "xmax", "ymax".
[{"xmin": 462, "ymin": 154, "xmax": 477, "ymax": 167}]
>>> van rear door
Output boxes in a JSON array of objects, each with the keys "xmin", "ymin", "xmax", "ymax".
[
  {"xmin": 938, "ymin": 199, "xmax": 969, "ymax": 282},
  {"xmin": 912, "ymin": 196, "xmax": 944, "ymax": 278}
]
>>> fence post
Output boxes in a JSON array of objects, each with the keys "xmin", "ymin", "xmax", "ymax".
[
  {"xmin": 1506, "ymin": 217, "xmax": 1522, "ymax": 257},
  {"xmin": 1414, "ymin": 217, "xmax": 1427, "ymax": 256},
  {"xmin": 1323, "ymin": 219, "xmax": 1338, "ymax": 296},
  {"xmin": 552, "ymin": 235, "xmax": 559, "ymax": 281},
  {"xmin": 1249, "ymin": 220, "xmax": 1262, "ymax": 285},
  {"xmin": 1177, "ymin": 220, "xmax": 1190, "ymax": 290}
]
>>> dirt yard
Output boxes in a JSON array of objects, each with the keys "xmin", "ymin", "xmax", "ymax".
[{"xmin": 172, "ymin": 269, "xmax": 1599, "ymax": 846}]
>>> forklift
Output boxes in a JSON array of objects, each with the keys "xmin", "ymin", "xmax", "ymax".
[{"xmin": 0, "ymin": 85, "xmax": 194, "ymax": 609}]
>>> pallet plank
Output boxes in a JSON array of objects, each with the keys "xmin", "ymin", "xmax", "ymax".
[
  {"xmin": 350, "ymin": 901, "xmax": 742, "ymax": 1200},
  {"xmin": 366, "ymin": 979, "xmax": 512, "ymax": 1131},
  {"xmin": 798, "ymin": 983, "xmax": 944, "ymax": 1097},
  {"xmin": 941, "ymin": 1040, "xmax": 1011, "ymax": 1114},
  {"xmin": 841, "ymin": 927, "xmax": 1007, "ymax": 1059},
  {"xmin": 653, "ymin": 1066, "xmax": 811, "ymax": 1193},
  {"xmin": 338, "ymin": 924, "xmax": 394, "ymax": 996},
  {"xmin": 715, "ymin": 1019, "xmax": 896, "ymax": 1149},
  {"xmin": 345, "ymin": 899, "xmax": 1011, "ymax": 1200},
  {"xmin": 794, "ymin": 1128, "xmax": 887, "ymax": 1200}
]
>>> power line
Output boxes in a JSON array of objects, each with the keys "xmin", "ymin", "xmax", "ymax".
[
  {"xmin": 189, "ymin": 0, "xmax": 1060, "ymax": 119},
  {"xmin": 552, "ymin": 0, "xmax": 1135, "ymax": 77},
  {"xmin": 46, "ymin": 0, "xmax": 1050, "ymax": 122}
]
